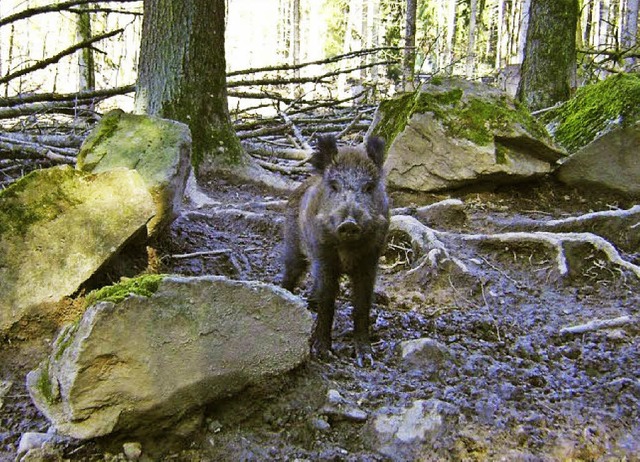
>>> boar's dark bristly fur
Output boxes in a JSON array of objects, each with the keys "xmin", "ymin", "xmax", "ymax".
[{"xmin": 281, "ymin": 135, "xmax": 389, "ymax": 367}]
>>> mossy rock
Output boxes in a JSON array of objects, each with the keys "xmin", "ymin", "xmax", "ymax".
[
  {"xmin": 541, "ymin": 73, "xmax": 640, "ymax": 153},
  {"xmin": 77, "ymin": 109, "xmax": 192, "ymax": 238},
  {"xmin": 370, "ymin": 78, "xmax": 566, "ymax": 192},
  {"xmin": 0, "ymin": 166, "xmax": 155, "ymax": 333}
]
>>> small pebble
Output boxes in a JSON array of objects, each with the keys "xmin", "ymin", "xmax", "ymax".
[{"xmin": 123, "ymin": 441, "xmax": 142, "ymax": 461}]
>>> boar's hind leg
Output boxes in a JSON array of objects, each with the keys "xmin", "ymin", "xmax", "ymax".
[
  {"xmin": 350, "ymin": 259, "xmax": 378, "ymax": 367},
  {"xmin": 281, "ymin": 222, "xmax": 307, "ymax": 291},
  {"xmin": 281, "ymin": 245, "xmax": 307, "ymax": 292},
  {"xmin": 309, "ymin": 258, "xmax": 340, "ymax": 360}
]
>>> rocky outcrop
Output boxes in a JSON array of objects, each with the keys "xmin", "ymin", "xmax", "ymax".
[
  {"xmin": 369, "ymin": 78, "xmax": 566, "ymax": 192},
  {"xmin": 555, "ymin": 122, "xmax": 640, "ymax": 196},
  {"xmin": 77, "ymin": 109, "xmax": 192, "ymax": 238},
  {"xmin": 27, "ymin": 275, "xmax": 313, "ymax": 440},
  {"xmin": 0, "ymin": 166, "xmax": 155, "ymax": 333}
]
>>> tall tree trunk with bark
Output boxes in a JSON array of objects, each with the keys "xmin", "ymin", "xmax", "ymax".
[
  {"xmin": 622, "ymin": 0, "xmax": 639, "ymax": 69},
  {"xmin": 516, "ymin": 0, "xmax": 579, "ymax": 111},
  {"xmin": 135, "ymin": 0, "xmax": 243, "ymax": 171},
  {"xmin": 76, "ymin": 5, "xmax": 95, "ymax": 92},
  {"xmin": 403, "ymin": 0, "xmax": 417, "ymax": 86},
  {"xmin": 466, "ymin": 0, "xmax": 478, "ymax": 78}
]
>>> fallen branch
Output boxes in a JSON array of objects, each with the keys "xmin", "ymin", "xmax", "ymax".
[
  {"xmin": 559, "ymin": 315, "xmax": 637, "ymax": 335},
  {"xmin": 0, "ymin": 0, "xmax": 140, "ymax": 28},
  {"xmin": 0, "ymin": 28, "xmax": 125, "ymax": 85}
]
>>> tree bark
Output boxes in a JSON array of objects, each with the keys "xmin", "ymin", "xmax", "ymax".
[
  {"xmin": 403, "ymin": 0, "xmax": 418, "ymax": 86},
  {"xmin": 622, "ymin": 0, "xmax": 639, "ymax": 69},
  {"xmin": 516, "ymin": 0, "xmax": 579, "ymax": 111},
  {"xmin": 466, "ymin": 0, "xmax": 478, "ymax": 78},
  {"xmin": 135, "ymin": 0, "xmax": 243, "ymax": 169},
  {"xmin": 76, "ymin": 5, "xmax": 95, "ymax": 92}
]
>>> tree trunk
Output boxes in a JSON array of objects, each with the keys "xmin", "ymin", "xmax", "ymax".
[
  {"xmin": 76, "ymin": 5, "xmax": 95, "ymax": 92},
  {"xmin": 517, "ymin": 0, "xmax": 532, "ymax": 63},
  {"xmin": 466, "ymin": 0, "xmax": 478, "ymax": 78},
  {"xmin": 135, "ymin": 0, "xmax": 243, "ymax": 170},
  {"xmin": 495, "ymin": 0, "xmax": 505, "ymax": 69},
  {"xmin": 292, "ymin": 0, "xmax": 301, "ymax": 79},
  {"xmin": 516, "ymin": 0, "xmax": 579, "ymax": 111},
  {"xmin": 622, "ymin": 0, "xmax": 639, "ymax": 69},
  {"xmin": 445, "ymin": 0, "xmax": 458, "ymax": 74},
  {"xmin": 403, "ymin": 0, "xmax": 417, "ymax": 86}
]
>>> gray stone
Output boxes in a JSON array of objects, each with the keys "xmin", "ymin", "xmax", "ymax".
[
  {"xmin": 556, "ymin": 122, "xmax": 640, "ymax": 196},
  {"xmin": 17, "ymin": 432, "xmax": 65, "ymax": 455},
  {"xmin": 26, "ymin": 275, "xmax": 313, "ymax": 439},
  {"xmin": 370, "ymin": 78, "xmax": 566, "ymax": 192},
  {"xmin": 77, "ymin": 109, "xmax": 192, "ymax": 238},
  {"xmin": 398, "ymin": 338, "xmax": 451, "ymax": 373},
  {"xmin": 0, "ymin": 166, "xmax": 155, "ymax": 333},
  {"xmin": 122, "ymin": 442, "xmax": 143, "ymax": 460},
  {"xmin": 366, "ymin": 399, "xmax": 459, "ymax": 461}
]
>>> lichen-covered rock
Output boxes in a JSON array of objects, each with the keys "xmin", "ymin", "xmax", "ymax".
[
  {"xmin": 541, "ymin": 73, "xmax": 640, "ymax": 154},
  {"xmin": 77, "ymin": 109, "xmax": 192, "ymax": 238},
  {"xmin": 369, "ymin": 78, "xmax": 566, "ymax": 192},
  {"xmin": 26, "ymin": 275, "xmax": 313, "ymax": 440},
  {"xmin": 555, "ymin": 122, "xmax": 640, "ymax": 196},
  {"xmin": 0, "ymin": 166, "xmax": 155, "ymax": 333}
]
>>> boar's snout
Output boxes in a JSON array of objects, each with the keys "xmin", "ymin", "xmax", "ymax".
[{"xmin": 336, "ymin": 217, "xmax": 362, "ymax": 241}]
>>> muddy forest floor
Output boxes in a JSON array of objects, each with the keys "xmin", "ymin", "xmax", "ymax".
[{"xmin": 1, "ymin": 174, "xmax": 639, "ymax": 461}]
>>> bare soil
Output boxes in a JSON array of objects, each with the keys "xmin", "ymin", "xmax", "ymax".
[{"xmin": 1, "ymin": 176, "xmax": 639, "ymax": 461}]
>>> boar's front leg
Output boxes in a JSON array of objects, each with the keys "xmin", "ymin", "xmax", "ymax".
[
  {"xmin": 309, "ymin": 256, "xmax": 340, "ymax": 359},
  {"xmin": 350, "ymin": 255, "xmax": 379, "ymax": 367}
]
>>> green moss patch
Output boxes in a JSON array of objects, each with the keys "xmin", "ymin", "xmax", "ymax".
[
  {"xmin": 84, "ymin": 274, "xmax": 166, "ymax": 308},
  {"xmin": 0, "ymin": 166, "xmax": 84, "ymax": 236},
  {"xmin": 541, "ymin": 73, "xmax": 640, "ymax": 153},
  {"xmin": 373, "ymin": 82, "xmax": 547, "ymax": 148}
]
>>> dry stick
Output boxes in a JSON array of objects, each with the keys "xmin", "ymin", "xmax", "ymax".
[
  {"xmin": 0, "ymin": 140, "xmax": 76, "ymax": 163},
  {"xmin": 227, "ymin": 46, "xmax": 404, "ymax": 77},
  {"xmin": 0, "ymin": 131, "xmax": 84, "ymax": 148},
  {"xmin": 559, "ymin": 315, "xmax": 637, "ymax": 335},
  {"xmin": 0, "ymin": 28, "xmax": 124, "ymax": 85},
  {"xmin": 170, "ymin": 250, "xmax": 232, "ymax": 260},
  {"xmin": 227, "ymin": 60, "xmax": 397, "ymax": 88},
  {"xmin": 280, "ymin": 112, "xmax": 312, "ymax": 150},
  {"xmin": 0, "ymin": 135, "xmax": 77, "ymax": 156},
  {"xmin": 0, "ymin": 0, "xmax": 140, "ymax": 28},
  {"xmin": 0, "ymin": 84, "xmax": 135, "ymax": 107}
]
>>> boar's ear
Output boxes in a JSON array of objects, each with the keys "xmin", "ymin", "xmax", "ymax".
[
  {"xmin": 311, "ymin": 135, "xmax": 338, "ymax": 172},
  {"xmin": 366, "ymin": 136, "xmax": 385, "ymax": 168}
]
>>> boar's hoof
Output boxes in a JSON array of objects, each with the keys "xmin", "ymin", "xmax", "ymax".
[
  {"xmin": 337, "ymin": 219, "xmax": 362, "ymax": 241},
  {"xmin": 310, "ymin": 336, "xmax": 335, "ymax": 362},
  {"xmin": 355, "ymin": 341, "xmax": 374, "ymax": 368}
]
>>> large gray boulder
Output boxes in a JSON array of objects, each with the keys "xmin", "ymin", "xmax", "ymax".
[
  {"xmin": 556, "ymin": 122, "xmax": 640, "ymax": 196},
  {"xmin": 27, "ymin": 275, "xmax": 313, "ymax": 439},
  {"xmin": 77, "ymin": 109, "xmax": 192, "ymax": 238},
  {"xmin": 369, "ymin": 78, "xmax": 566, "ymax": 192},
  {"xmin": 0, "ymin": 166, "xmax": 155, "ymax": 334}
]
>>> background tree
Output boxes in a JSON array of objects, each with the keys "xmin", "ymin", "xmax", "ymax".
[
  {"xmin": 135, "ymin": 0, "xmax": 242, "ymax": 171},
  {"xmin": 402, "ymin": 0, "xmax": 417, "ymax": 86},
  {"xmin": 516, "ymin": 0, "xmax": 579, "ymax": 110}
]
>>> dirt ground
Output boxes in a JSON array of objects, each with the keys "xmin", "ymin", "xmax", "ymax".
[{"xmin": 1, "ymin": 175, "xmax": 639, "ymax": 461}]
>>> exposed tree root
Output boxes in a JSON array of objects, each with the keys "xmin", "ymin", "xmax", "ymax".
[{"xmin": 389, "ymin": 200, "xmax": 640, "ymax": 282}]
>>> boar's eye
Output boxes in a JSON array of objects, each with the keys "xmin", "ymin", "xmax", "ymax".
[
  {"xmin": 328, "ymin": 179, "xmax": 341, "ymax": 192},
  {"xmin": 362, "ymin": 181, "xmax": 376, "ymax": 193}
]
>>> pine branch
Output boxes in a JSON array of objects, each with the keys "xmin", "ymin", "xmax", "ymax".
[
  {"xmin": 0, "ymin": 0, "xmax": 141, "ymax": 28},
  {"xmin": 227, "ymin": 60, "xmax": 398, "ymax": 88},
  {"xmin": 0, "ymin": 85, "xmax": 135, "ymax": 107},
  {"xmin": 0, "ymin": 28, "xmax": 124, "ymax": 85},
  {"xmin": 227, "ymin": 46, "xmax": 404, "ymax": 77}
]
